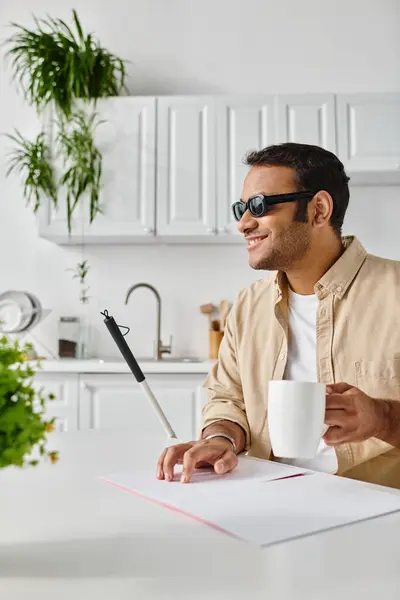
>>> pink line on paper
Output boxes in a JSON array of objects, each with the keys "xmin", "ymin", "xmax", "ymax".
[
  {"xmin": 269, "ymin": 473, "xmax": 306, "ymax": 482},
  {"xmin": 100, "ymin": 471, "xmax": 307, "ymax": 542},
  {"xmin": 101, "ymin": 478, "xmax": 243, "ymax": 542}
]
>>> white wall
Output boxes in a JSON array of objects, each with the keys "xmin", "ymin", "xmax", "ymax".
[{"xmin": 1, "ymin": 0, "xmax": 400, "ymax": 359}]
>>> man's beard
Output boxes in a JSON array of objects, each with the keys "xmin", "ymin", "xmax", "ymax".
[{"xmin": 249, "ymin": 220, "xmax": 311, "ymax": 272}]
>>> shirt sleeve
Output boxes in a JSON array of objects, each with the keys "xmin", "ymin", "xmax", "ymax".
[
  {"xmin": 201, "ymin": 300, "xmax": 251, "ymax": 450},
  {"xmin": 335, "ymin": 438, "xmax": 396, "ymax": 474}
]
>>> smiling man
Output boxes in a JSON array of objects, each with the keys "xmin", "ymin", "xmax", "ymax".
[{"xmin": 156, "ymin": 143, "xmax": 400, "ymax": 488}]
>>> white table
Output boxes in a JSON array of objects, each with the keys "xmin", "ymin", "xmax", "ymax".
[{"xmin": 1, "ymin": 430, "xmax": 400, "ymax": 600}]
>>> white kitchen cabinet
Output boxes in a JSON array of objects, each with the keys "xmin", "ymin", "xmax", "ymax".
[
  {"xmin": 337, "ymin": 94, "xmax": 400, "ymax": 183},
  {"xmin": 78, "ymin": 373, "xmax": 205, "ymax": 440},
  {"xmin": 156, "ymin": 96, "xmax": 217, "ymax": 236},
  {"xmin": 216, "ymin": 96, "xmax": 276, "ymax": 236},
  {"xmin": 35, "ymin": 92, "xmax": 400, "ymax": 245},
  {"xmin": 32, "ymin": 373, "xmax": 79, "ymax": 432},
  {"xmin": 276, "ymin": 94, "xmax": 336, "ymax": 152},
  {"xmin": 38, "ymin": 97, "xmax": 157, "ymax": 243}
]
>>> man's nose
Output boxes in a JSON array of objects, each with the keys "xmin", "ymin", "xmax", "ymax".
[{"xmin": 237, "ymin": 210, "xmax": 259, "ymax": 235}]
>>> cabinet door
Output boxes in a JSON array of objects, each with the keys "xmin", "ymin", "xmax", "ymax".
[
  {"xmin": 156, "ymin": 96, "xmax": 217, "ymax": 236},
  {"xmin": 276, "ymin": 94, "xmax": 336, "ymax": 152},
  {"xmin": 216, "ymin": 96, "xmax": 276, "ymax": 236},
  {"xmin": 32, "ymin": 373, "xmax": 79, "ymax": 432},
  {"xmin": 38, "ymin": 97, "xmax": 157, "ymax": 243},
  {"xmin": 79, "ymin": 374, "xmax": 204, "ymax": 440},
  {"xmin": 337, "ymin": 93, "xmax": 400, "ymax": 176}
]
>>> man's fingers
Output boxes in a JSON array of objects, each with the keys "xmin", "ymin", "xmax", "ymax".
[
  {"xmin": 326, "ymin": 382, "xmax": 353, "ymax": 394},
  {"xmin": 162, "ymin": 443, "xmax": 193, "ymax": 481},
  {"xmin": 214, "ymin": 450, "xmax": 238, "ymax": 475},
  {"xmin": 181, "ymin": 445, "xmax": 218, "ymax": 483},
  {"xmin": 325, "ymin": 394, "xmax": 353, "ymax": 410},
  {"xmin": 325, "ymin": 408, "xmax": 351, "ymax": 426},
  {"xmin": 324, "ymin": 424, "xmax": 359, "ymax": 445},
  {"xmin": 180, "ymin": 445, "xmax": 238, "ymax": 483},
  {"xmin": 156, "ymin": 448, "xmax": 168, "ymax": 479},
  {"xmin": 323, "ymin": 425, "xmax": 348, "ymax": 445},
  {"xmin": 159, "ymin": 440, "xmax": 240, "ymax": 484}
]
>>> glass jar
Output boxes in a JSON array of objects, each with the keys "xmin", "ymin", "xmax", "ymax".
[
  {"xmin": 76, "ymin": 313, "xmax": 91, "ymax": 359},
  {"xmin": 58, "ymin": 316, "xmax": 80, "ymax": 358}
]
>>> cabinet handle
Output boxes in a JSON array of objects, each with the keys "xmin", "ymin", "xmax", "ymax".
[
  {"xmin": 144, "ymin": 228, "xmax": 155, "ymax": 234},
  {"xmin": 206, "ymin": 228, "xmax": 217, "ymax": 235},
  {"xmin": 80, "ymin": 380, "xmax": 94, "ymax": 390}
]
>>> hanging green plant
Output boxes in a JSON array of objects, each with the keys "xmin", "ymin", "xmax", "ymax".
[
  {"xmin": 4, "ymin": 9, "xmax": 127, "ymax": 117},
  {"xmin": 5, "ymin": 130, "xmax": 57, "ymax": 213},
  {"xmin": 56, "ymin": 109, "xmax": 104, "ymax": 233},
  {"xmin": 3, "ymin": 9, "xmax": 127, "ymax": 236}
]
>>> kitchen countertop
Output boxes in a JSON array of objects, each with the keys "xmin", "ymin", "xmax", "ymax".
[
  {"xmin": 1, "ymin": 430, "xmax": 400, "ymax": 600},
  {"xmin": 33, "ymin": 358, "xmax": 216, "ymax": 374}
]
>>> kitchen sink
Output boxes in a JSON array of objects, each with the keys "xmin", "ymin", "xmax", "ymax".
[
  {"xmin": 93, "ymin": 356, "xmax": 203, "ymax": 363},
  {"xmin": 136, "ymin": 357, "xmax": 203, "ymax": 363}
]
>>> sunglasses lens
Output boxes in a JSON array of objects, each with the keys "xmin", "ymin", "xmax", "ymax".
[
  {"xmin": 248, "ymin": 195, "xmax": 266, "ymax": 217},
  {"xmin": 232, "ymin": 196, "xmax": 268, "ymax": 221},
  {"xmin": 232, "ymin": 202, "xmax": 245, "ymax": 221}
]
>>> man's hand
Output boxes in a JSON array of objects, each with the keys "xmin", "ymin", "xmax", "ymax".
[
  {"xmin": 156, "ymin": 438, "xmax": 238, "ymax": 484},
  {"xmin": 323, "ymin": 382, "xmax": 388, "ymax": 445}
]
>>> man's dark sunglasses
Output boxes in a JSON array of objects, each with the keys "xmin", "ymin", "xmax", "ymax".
[{"xmin": 232, "ymin": 191, "xmax": 315, "ymax": 222}]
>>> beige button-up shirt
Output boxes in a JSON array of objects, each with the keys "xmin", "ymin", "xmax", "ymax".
[{"xmin": 202, "ymin": 236, "xmax": 400, "ymax": 488}]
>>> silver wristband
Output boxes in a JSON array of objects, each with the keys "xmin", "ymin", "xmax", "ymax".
[{"xmin": 203, "ymin": 433, "xmax": 237, "ymax": 454}]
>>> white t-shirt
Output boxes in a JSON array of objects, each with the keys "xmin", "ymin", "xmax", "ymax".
[{"xmin": 278, "ymin": 288, "xmax": 338, "ymax": 474}]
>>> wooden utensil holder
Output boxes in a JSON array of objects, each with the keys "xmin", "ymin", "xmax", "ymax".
[{"xmin": 209, "ymin": 329, "xmax": 224, "ymax": 359}]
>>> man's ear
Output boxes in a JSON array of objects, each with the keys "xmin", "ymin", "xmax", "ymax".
[{"xmin": 311, "ymin": 191, "xmax": 333, "ymax": 228}]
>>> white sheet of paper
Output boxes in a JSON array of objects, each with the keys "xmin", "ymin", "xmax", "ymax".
[
  {"xmin": 104, "ymin": 455, "xmax": 308, "ymax": 489},
  {"xmin": 103, "ymin": 456, "xmax": 400, "ymax": 547},
  {"xmin": 162, "ymin": 455, "xmax": 309, "ymax": 483}
]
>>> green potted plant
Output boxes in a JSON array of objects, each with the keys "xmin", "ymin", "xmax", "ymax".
[
  {"xmin": 65, "ymin": 259, "xmax": 92, "ymax": 358},
  {"xmin": 3, "ymin": 9, "xmax": 127, "ymax": 234},
  {"xmin": 0, "ymin": 335, "xmax": 58, "ymax": 469},
  {"xmin": 4, "ymin": 9, "xmax": 126, "ymax": 117}
]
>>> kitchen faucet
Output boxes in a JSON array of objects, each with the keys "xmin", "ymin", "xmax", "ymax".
[{"xmin": 124, "ymin": 283, "xmax": 172, "ymax": 360}]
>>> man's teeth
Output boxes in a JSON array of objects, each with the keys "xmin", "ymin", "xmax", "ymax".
[{"xmin": 248, "ymin": 237, "xmax": 265, "ymax": 246}]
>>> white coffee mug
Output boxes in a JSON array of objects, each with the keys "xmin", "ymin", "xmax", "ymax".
[{"xmin": 267, "ymin": 380, "xmax": 326, "ymax": 459}]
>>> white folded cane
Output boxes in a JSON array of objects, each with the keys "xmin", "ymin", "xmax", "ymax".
[{"xmin": 101, "ymin": 309, "xmax": 177, "ymax": 440}]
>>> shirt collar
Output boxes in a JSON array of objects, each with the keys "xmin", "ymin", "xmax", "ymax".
[{"xmin": 273, "ymin": 236, "xmax": 367, "ymax": 300}]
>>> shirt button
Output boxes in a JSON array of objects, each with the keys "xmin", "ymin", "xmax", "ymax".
[
  {"xmin": 336, "ymin": 285, "xmax": 343, "ymax": 293},
  {"xmin": 279, "ymin": 352, "xmax": 286, "ymax": 360},
  {"xmin": 320, "ymin": 309, "xmax": 326, "ymax": 317}
]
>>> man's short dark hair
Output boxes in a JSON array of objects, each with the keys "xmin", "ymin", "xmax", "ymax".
[{"xmin": 244, "ymin": 143, "xmax": 350, "ymax": 236}]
